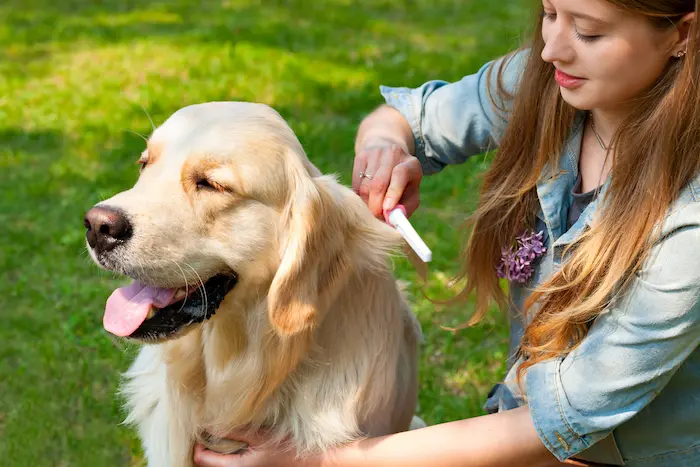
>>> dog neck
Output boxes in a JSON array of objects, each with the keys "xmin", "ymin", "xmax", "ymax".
[{"xmin": 163, "ymin": 261, "xmax": 407, "ymax": 451}]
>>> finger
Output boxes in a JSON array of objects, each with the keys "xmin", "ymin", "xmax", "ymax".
[
  {"xmin": 383, "ymin": 154, "xmax": 421, "ymax": 211},
  {"xmin": 367, "ymin": 164, "xmax": 393, "ymax": 217},
  {"xmin": 193, "ymin": 443, "xmax": 240, "ymax": 467},
  {"xmin": 358, "ymin": 159, "xmax": 379, "ymax": 205},
  {"xmin": 397, "ymin": 158, "xmax": 423, "ymax": 216},
  {"xmin": 366, "ymin": 146, "xmax": 405, "ymax": 216},
  {"xmin": 400, "ymin": 181, "xmax": 421, "ymax": 218},
  {"xmin": 382, "ymin": 164, "xmax": 409, "ymax": 213},
  {"xmin": 225, "ymin": 429, "xmax": 270, "ymax": 448},
  {"xmin": 351, "ymin": 150, "xmax": 368, "ymax": 194}
]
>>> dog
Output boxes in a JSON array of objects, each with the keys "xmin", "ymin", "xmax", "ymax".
[{"xmin": 84, "ymin": 101, "xmax": 422, "ymax": 467}]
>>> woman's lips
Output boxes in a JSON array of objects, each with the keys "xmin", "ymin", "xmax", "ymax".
[{"xmin": 555, "ymin": 69, "xmax": 585, "ymax": 89}]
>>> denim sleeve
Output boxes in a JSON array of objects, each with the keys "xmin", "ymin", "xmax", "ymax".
[
  {"xmin": 379, "ymin": 49, "xmax": 528, "ymax": 175},
  {"xmin": 526, "ymin": 217, "xmax": 700, "ymax": 461}
]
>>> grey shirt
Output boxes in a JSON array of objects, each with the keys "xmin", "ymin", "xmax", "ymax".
[{"xmin": 567, "ymin": 172, "xmax": 599, "ymax": 230}]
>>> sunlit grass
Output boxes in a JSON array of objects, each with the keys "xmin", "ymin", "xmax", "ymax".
[{"xmin": 0, "ymin": 1, "xmax": 532, "ymax": 464}]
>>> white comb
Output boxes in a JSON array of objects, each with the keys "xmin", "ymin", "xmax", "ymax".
[{"xmin": 385, "ymin": 206, "xmax": 432, "ymax": 263}]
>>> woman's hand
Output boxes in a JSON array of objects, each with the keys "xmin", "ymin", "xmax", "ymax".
[
  {"xmin": 193, "ymin": 443, "xmax": 300, "ymax": 467},
  {"xmin": 193, "ymin": 431, "xmax": 317, "ymax": 467},
  {"xmin": 352, "ymin": 144, "xmax": 423, "ymax": 218},
  {"xmin": 353, "ymin": 104, "xmax": 422, "ymax": 218}
]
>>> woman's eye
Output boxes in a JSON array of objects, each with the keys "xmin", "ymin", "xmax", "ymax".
[
  {"xmin": 542, "ymin": 11, "xmax": 556, "ymax": 21},
  {"xmin": 575, "ymin": 30, "xmax": 602, "ymax": 43}
]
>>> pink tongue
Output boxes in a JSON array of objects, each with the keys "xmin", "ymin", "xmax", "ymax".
[{"xmin": 104, "ymin": 281, "xmax": 178, "ymax": 337}]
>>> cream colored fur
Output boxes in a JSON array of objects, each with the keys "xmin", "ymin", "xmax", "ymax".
[{"xmin": 90, "ymin": 102, "xmax": 421, "ymax": 467}]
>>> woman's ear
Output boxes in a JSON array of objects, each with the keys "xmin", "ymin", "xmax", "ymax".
[{"xmin": 672, "ymin": 12, "xmax": 695, "ymax": 58}]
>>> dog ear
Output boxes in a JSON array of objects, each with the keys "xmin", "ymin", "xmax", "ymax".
[{"xmin": 267, "ymin": 156, "xmax": 352, "ymax": 338}]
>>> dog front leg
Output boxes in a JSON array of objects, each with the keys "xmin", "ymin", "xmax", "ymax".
[
  {"xmin": 122, "ymin": 347, "xmax": 196, "ymax": 467},
  {"xmin": 133, "ymin": 394, "xmax": 196, "ymax": 467}
]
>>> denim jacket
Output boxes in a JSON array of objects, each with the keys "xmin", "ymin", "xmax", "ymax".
[{"xmin": 380, "ymin": 50, "xmax": 700, "ymax": 466}]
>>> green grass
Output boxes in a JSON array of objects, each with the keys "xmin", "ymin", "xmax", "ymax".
[{"xmin": 0, "ymin": 1, "xmax": 532, "ymax": 465}]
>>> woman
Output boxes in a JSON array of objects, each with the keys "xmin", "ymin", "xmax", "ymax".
[{"xmin": 194, "ymin": 0, "xmax": 700, "ymax": 465}]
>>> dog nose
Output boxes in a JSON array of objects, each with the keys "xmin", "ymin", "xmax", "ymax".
[{"xmin": 84, "ymin": 206, "xmax": 133, "ymax": 253}]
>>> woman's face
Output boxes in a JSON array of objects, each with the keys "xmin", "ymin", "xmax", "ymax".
[{"xmin": 541, "ymin": 0, "xmax": 686, "ymax": 112}]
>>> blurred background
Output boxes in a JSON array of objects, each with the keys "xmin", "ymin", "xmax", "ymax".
[{"xmin": 0, "ymin": 1, "xmax": 532, "ymax": 465}]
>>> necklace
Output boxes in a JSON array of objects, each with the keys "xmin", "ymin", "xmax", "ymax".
[{"xmin": 589, "ymin": 114, "xmax": 611, "ymax": 151}]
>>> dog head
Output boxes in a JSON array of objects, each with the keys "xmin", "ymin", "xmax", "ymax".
[{"xmin": 84, "ymin": 102, "xmax": 400, "ymax": 343}]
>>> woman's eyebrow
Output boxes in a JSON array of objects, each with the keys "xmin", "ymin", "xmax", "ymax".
[{"xmin": 569, "ymin": 10, "xmax": 612, "ymax": 26}]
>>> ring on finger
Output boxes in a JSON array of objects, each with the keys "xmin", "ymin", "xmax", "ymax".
[{"xmin": 359, "ymin": 171, "xmax": 374, "ymax": 180}]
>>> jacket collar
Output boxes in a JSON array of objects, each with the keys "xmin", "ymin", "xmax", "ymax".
[{"xmin": 535, "ymin": 111, "xmax": 612, "ymax": 258}]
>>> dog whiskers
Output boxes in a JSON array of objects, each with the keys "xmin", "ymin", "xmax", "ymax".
[
  {"xmin": 170, "ymin": 260, "xmax": 190, "ymax": 314},
  {"xmin": 183, "ymin": 261, "xmax": 208, "ymax": 333},
  {"xmin": 185, "ymin": 262, "xmax": 207, "ymax": 312},
  {"xmin": 139, "ymin": 103, "xmax": 156, "ymax": 132},
  {"xmin": 126, "ymin": 129, "xmax": 149, "ymax": 143}
]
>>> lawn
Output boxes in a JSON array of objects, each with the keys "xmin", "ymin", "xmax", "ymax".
[{"xmin": 0, "ymin": 1, "xmax": 532, "ymax": 465}]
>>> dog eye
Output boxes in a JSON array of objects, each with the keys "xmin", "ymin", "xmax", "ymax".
[
  {"xmin": 136, "ymin": 154, "xmax": 149, "ymax": 171},
  {"xmin": 192, "ymin": 174, "xmax": 230, "ymax": 193},
  {"xmin": 196, "ymin": 178, "xmax": 217, "ymax": 191}
]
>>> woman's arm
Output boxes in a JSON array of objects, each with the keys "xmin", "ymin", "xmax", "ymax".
[
  {"xmin": 352, "ymin": 50, "xmax": 529, "ymax": 217},
  {"xmin": 322, "ymin": 406, "xmax": 558, "ymax": 467},
  {"xmin": 354, "ymin": 104, "xmax": 415, "ymax": 156},
  {"xmin": 194, "ymin": 406, "xmax": 562, "ymax": 467},
  {"xmin": 352, "ymin": 105, "xmax": 422, "ymax": 216},
  {"xmin": 352, "ymin": 117, "xmax": 422, "ymax": 217}
]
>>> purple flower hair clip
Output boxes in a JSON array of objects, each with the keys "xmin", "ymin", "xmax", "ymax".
[{"xmin": 496, "ymin": 230, "xmax": 547, "ymax": 284}]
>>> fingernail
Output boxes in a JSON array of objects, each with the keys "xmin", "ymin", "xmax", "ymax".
[{"xmin": 383, "ymin": 197, "xmax": 394, "ymax": 210}]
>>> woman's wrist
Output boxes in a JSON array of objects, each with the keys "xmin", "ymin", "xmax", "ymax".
[
  {"xmin": 355, "ymin": 135, "xmax": 411, "ymax": 155},
  {"xmin": 355, "ymin": 106, "xmax": 415, "ymax": 155}
]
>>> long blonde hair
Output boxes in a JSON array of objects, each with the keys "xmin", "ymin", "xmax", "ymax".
[{"xmin": 458, "ymin": 0, "xmax": 700, "ymax": 379}]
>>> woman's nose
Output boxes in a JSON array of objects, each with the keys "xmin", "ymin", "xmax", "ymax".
[{"xmin": 541, "ymin": 20, "xmax": 575, "ymax": 65}]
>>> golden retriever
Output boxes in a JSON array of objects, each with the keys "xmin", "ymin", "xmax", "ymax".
[{"xmin": 83, "ymin": 101, "xmax": 422, "ymax": 467}]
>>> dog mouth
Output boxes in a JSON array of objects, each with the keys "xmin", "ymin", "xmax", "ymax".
[{"xmin": 103, "ymin": 273, "xmax": 238, "ymax": 341}]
